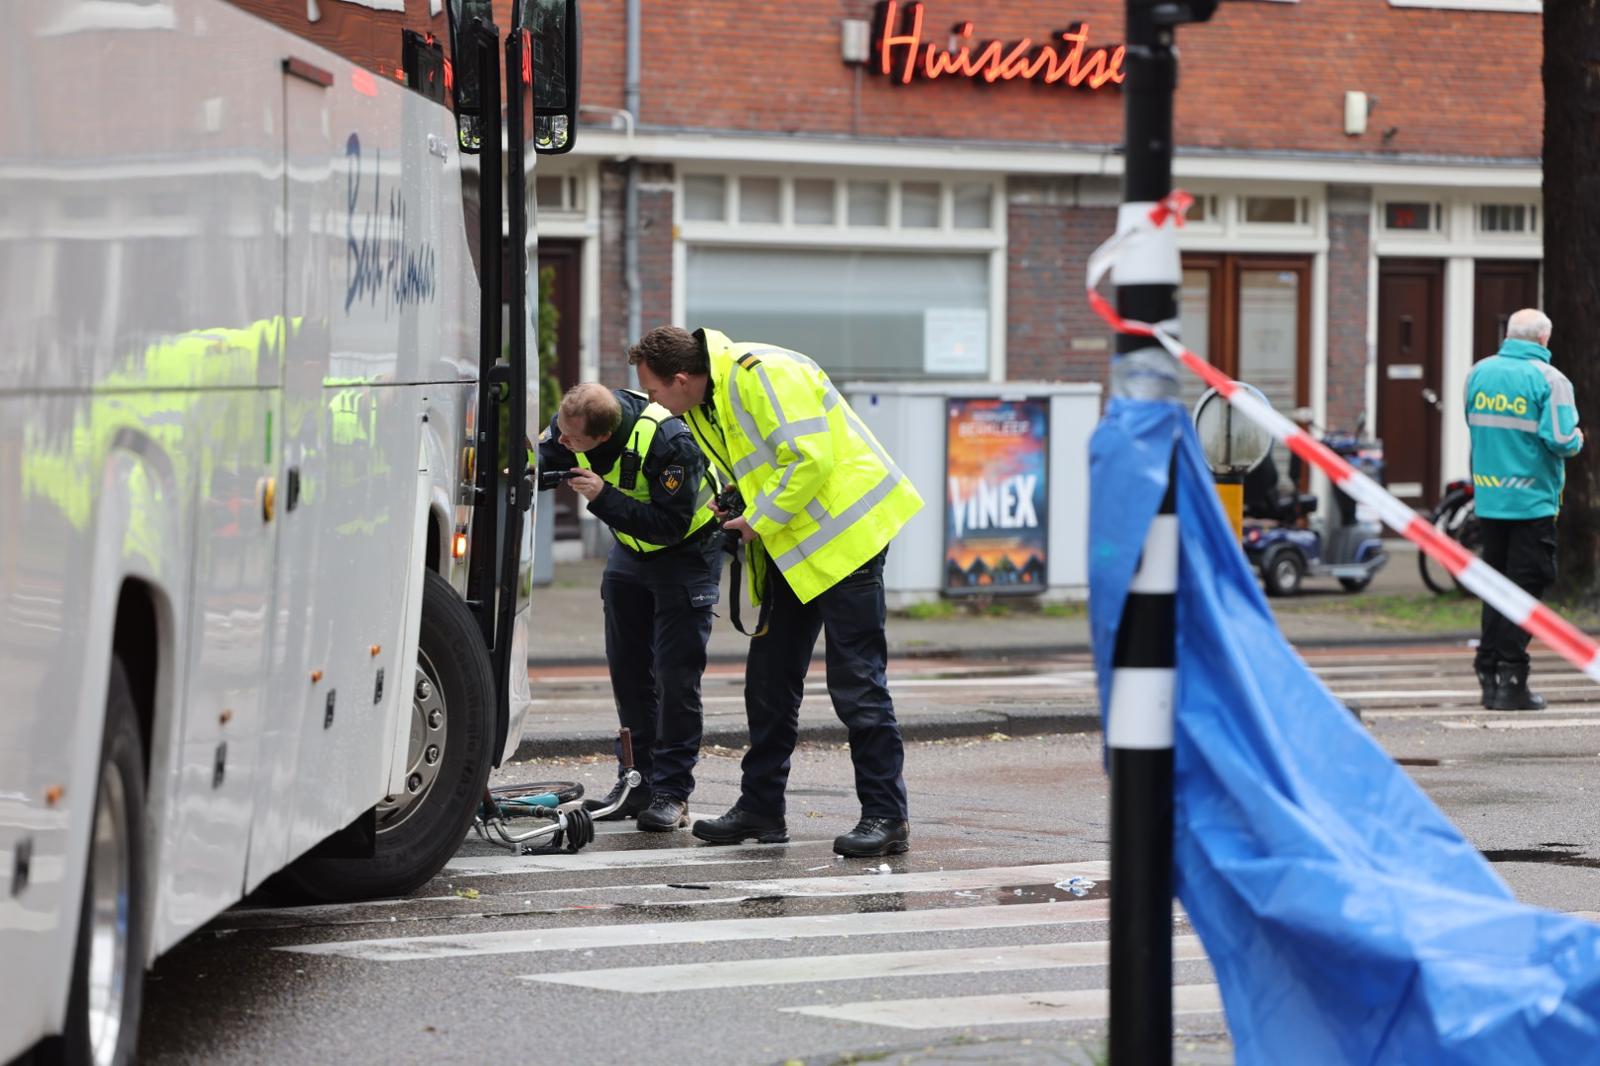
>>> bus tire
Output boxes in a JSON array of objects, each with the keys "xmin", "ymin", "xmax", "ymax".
[
  {"xmin": 46, "ymin": 658, "xmax": 147, "ymax": 1066},
  {"xmin": 283, "ymin": 570, "xmax": 495, "ymax": 901}
]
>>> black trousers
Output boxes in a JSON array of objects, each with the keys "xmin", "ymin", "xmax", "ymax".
[
  {"xmin": 602, "ymin": 534, "xmax": 723, "ymax": 801},
  {"xmin": 1474, "ymin": 515, "xmax": 1558, "ymax": 671},
  {"xmin": 736, "ymin": 548, "xmax": 908, "ymax": 821}
]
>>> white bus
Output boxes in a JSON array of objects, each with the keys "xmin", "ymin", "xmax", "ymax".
[{"xmin": 0, "ymin": 1, "xmax": 577, "ymax": 1060}]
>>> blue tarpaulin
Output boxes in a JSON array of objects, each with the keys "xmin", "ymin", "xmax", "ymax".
[{"xmin": 1089, "ymin": 396, "xmax": 1600, "ymax": 1064}]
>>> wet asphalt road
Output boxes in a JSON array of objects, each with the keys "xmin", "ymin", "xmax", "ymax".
[{"xmin": 136, "ymin": 646, "xmax": 1600, "ymax": 1066}]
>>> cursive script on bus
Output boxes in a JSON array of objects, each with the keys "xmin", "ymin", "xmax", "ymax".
[{"xmin": 345, "ymin": 133, "xmax": 438, "ymax": 316}]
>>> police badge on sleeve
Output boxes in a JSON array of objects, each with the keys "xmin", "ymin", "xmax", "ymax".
[{"xmin": 661, "ymin": 465, "xmax": 684, "ymax": 494}]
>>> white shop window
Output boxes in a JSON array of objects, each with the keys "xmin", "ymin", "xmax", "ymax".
[{"xmin": 686, "ymin": 247, "xmax": 990, "ymax": 381}]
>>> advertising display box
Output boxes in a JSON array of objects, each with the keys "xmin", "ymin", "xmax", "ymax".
[{"xmin": 844, "ymin": 381, "xmax": 1101, "ymax": 607}]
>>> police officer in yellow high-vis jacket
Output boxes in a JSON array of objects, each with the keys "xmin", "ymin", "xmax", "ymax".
[
  {"xmin": 629, "ymin": 326, "xmax": 924, "ymax": 858},
  {"xmin": 537, "ymin": 383, "xmax": 722, "ymax": 832}
]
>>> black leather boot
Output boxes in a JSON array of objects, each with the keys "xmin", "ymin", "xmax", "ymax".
[
  {"xmin": 1490, "ymin": 663, "xmax": 1548, "ymax": 711},
  {"xmin": 691, "ymin": 805, "xmax": 788, "ymax": 845},
  {"xmin": 583, "ymin": 777, "xmax": 650, "ymax": 821},
  {"xmin": 637, "ymin": 795, "xmax": 689, "ymax": 832},
  {"xmin": 833, "ymin": 817, "xmax": 910, "ymax": 857},
  {"xmin": 1475, "ymin": 663, "xmax": 1497, "ymax": 709}
]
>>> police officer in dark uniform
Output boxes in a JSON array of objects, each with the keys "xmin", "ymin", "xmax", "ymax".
[{"xmin": 537, "ymin": 383, "xmax": 723, "ymax": 831}]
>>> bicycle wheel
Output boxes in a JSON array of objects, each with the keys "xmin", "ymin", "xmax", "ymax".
[
  {"xmin": 1418, "ymin": 491, "xmax": 1476, "ymax": 595},
  {"xmin": 489, "ymin": 780, "xmax": 585, "ymax": 805},
  {"xmin": 1445, "ymin": 500, "xmax": 1481, "ymax": 596}
]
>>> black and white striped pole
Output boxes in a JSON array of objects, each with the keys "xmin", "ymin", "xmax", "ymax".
[{"xmin": 1108, "ymin": 2, "xmax": 1217, "ymax": 1063}]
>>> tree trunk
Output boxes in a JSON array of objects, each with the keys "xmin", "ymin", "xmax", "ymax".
[{"xmin": 1544, "ymin": 2, "xmax": 1600, "ymax": 600}]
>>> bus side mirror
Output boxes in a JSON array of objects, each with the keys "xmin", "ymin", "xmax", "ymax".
[
  {"xmin": 521, "ymin": 0, "xmax": 580, "ymax": 155},
  {"xmin": 446, "ymin": 0, "xmax": 496, "ymax": 153}
]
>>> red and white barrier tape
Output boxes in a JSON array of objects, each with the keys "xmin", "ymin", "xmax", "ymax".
[{"xmin": 1088, "ymin": 193, "xmax": 1600, "ymax": 684}]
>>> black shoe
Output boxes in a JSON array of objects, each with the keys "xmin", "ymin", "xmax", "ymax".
[
  {"xmin": 691, "ymin": 805, "xmax": 788, "ymax": 845},
  {"xmin": 637, "ymin": 796, "xmax": 689, "ymax": 832},
  {"xmin": 834, "ymin": 817, "xmax": 910, "ymax": 857},
  {"xmin": 1490, "ymin": 663, "xmax": 1548, "ymax": 711},
  {"xmin": 583, "ymin": 777, "xmax": 649, "ymax": 821},
  {"xmin": 1475, "ymin": 663, "xmax": 1498, "ymax": 709}
]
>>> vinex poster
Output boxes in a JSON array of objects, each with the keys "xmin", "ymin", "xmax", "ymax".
[{"xmin": 944, "ymin": 397, "xmax": 1048, "ymax": 594}]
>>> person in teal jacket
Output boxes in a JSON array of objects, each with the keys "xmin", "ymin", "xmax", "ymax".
[{"xmin": 1465, "ymin": 308, "xmax": 1584, "ymax": 710}]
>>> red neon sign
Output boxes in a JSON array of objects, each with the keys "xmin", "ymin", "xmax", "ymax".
[{"xmin": 874, "ymin": 1, "xmax": 1125, "ymax": 89}]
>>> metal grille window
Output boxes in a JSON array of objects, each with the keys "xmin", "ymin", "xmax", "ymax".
[
  {"xmin": 1479, "ymin": 203, "xmax": 1538, "ymax": 234},
  {"xmin": 680, "ymin": 175, "xmax": 1000, "ymax": 236}
]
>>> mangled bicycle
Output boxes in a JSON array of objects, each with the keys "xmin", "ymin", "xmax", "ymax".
[{"xmin": 472, "ymin": 728, "xmax": 641, "ymax": 855}]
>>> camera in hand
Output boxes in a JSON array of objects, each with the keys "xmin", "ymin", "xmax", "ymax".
[
  {"xmin": 715, "ymin": 486, "xmax": 747, "ymax": 549},
  {"xmin": 537, "ymin": 468, "xmax": 581, "ymax": 491}
]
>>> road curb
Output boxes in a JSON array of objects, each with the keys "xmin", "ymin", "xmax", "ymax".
[
  {"xmin": 526, "ymin": 630, "xmax": 1494, "ymax": 670},
  {"xmin": 511, "ymin": 707, "xmax": 1104, "ymax": 762}
]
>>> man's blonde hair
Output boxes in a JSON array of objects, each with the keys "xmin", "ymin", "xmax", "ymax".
[{"xmin": 558, "ymin": 383, "xmax": 622, "ymax": 438}]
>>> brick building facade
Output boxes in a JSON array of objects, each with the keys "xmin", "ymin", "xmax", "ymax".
[{"xmin": 529, "ymin": 0, "xmax": 1545, "ymax": 515}]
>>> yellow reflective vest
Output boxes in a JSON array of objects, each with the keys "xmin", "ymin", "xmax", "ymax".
[
  {"xmin": 577, "ymin": 400, "xmax": 717, "ymax": 553},
  {"xmin": 683, "ymin": 329, "xmax": 923, "ymax": 603}
]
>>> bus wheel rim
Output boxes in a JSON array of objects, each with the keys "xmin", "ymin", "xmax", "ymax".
[
  {"xmin": 88, "ymin": 761, "xmax": 130, "ymax": 1066},
  {"xmin": 374, "ymin": 652, "xmax": 450, "ymax": 832}
]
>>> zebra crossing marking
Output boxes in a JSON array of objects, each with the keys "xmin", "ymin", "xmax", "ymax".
[
  {"xmin": 277, "ymin": 899, "xmax": 1116, "ymax": 961},
  {"xmin": 445, "ymin": 839, "xmax": 832, "ymax": 876},
  {"xmin": 1440, "ymin": 717, "xmax": 1600, "ymax": 731},
  {"xmin": 513, "ymin": 861, "xmax": 1109, "ymax": 903},
  {"xmin": 785, "ymin": 981, "xmax": 1223, "ymax": 1030},
  {"xmin": 521, "ymin": 935, "xmax": 1206, "ymax": 993}
]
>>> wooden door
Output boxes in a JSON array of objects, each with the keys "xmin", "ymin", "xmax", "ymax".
[
  {"xmin": 1474, "ymin": 260, "xmax": 1540, "ymax": 361},
  {"xmin": 1377, "ymin": 260, "xmax": 1444, "ymax": 506}
]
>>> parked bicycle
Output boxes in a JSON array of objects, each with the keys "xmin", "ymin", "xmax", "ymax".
[{"xmin": 1419, "ymin": 478, "xmax": 1481, "ymax": 595}]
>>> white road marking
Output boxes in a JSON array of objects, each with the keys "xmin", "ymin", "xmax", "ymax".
[
  {"xmin": 1365, "ymin": 706, "xmax": 1600, "ymax": 721},
  {"xmin": 446, "ymin": 840, "xmax": 832, "ymax": 875},
  {"xmin": 1438, "ymin": 717, "xmax": 1600, "ymax": 731},
  {"xmin": 521, "ymin": 935, "xmax": 1206, "ymax": 992},
  {"xmin": 277, "ymin": 900, "xmax": 1117, "ymax": 961},
  {"xmin": 785, "ymin": 981, "xmax": 1223, "ymax": 1030},
  {"xmin": 1334, "ymin": 684, "xmax": 1599, "ymax": 702},
  {"xmin": 517, "ymin": 861, "xmax": 1110, "ymax": 901}
]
